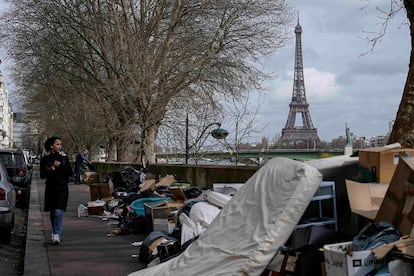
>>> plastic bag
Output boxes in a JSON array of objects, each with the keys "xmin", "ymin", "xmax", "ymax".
[
  {"xmin": 352, "ymin": 221, "xmax": 401, "ymax": 251},
  {"xmin": 77, "ymin": 204, "xmax": 88, "ymax": 217}
]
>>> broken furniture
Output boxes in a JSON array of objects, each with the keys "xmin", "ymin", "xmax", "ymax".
[{"xmin": 297, "ymin": 181, "xmax": 337, "ymax": 231}]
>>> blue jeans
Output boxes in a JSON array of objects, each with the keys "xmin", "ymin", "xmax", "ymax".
[
  {"xmin": 75, "ymin": 167, "xmax": 82, "ymax": 183},
  {"xmin": 50, "ymin": 209, "xmax": 64, "ymax": 236}
]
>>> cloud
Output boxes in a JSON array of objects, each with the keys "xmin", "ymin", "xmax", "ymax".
[{"xmin": 276, "ymin": 67, "xmax": 339, "ymax": 98}]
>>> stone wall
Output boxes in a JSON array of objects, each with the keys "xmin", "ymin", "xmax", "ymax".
[{"xmin": 92, "ymin": 162, "xmax": 258, "ymax": 189}]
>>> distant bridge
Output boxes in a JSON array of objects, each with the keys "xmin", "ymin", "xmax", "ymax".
[{"xmin": 156, "ymin": 148, "xmax": 347, "ymax": 163}]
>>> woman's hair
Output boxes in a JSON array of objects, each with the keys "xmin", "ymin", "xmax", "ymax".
[{"xmin": 44, "ymin": 136, "xmax": 61, "ymax": 152}]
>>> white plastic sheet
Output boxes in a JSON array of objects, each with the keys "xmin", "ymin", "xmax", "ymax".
[
  {"xmin": 180, "ymin": 201, "xmax": 221, "ymax": 245},
  {"xmin": 206, "ymin": 190, "xmax": 232, "ymax": 208},
  {"xmin": 129, "ymin": 157, "xmax": 322, "ymax": 276}
]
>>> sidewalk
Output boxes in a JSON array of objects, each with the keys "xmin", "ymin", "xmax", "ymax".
[{"xmin": 24, "ymin": 169, "xmax": 147, "ymax": 276}]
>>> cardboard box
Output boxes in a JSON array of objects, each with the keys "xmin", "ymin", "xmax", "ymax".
[
  {"xmin": 345, "ymin": 180, "xmax": 388, "ymax": 220},
  {"xmin": 144, "ymin": 201, "xmax": 184, "ymax": 232},
  {"xmin": 89, "ymin": 182, "xmax": 114, "ymax": 200},
  {"xmin": 358, "ymin": 146, "xmax": 414, "ymax": 184},
  {"xmin": 375, "ymin": 156, "xmax": 414, "ymax": 235},
  {"xmin": 87, "ymin": 200, "xmax": 106, "ymax": 215},
  {"xmin": 153, "ymin": 218, "xmax": 176, "ymax": 233},
  {"xmin": 83, "ymin": 171, "xmax": 99, "ymax": 184},
  {"xmin": 324, "ymin": 241, "xmax": 383, "ymax": 276}
]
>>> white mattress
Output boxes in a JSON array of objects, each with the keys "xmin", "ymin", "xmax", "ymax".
[{"xmin": 129, "ymin": 157, "xmax": 322, "ymax": 276}]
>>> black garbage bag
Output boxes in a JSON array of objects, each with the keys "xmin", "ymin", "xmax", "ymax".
[
  {"xmin": 106, "ymin": 166, "xmax": 141, "ymax": 193},
  {"xmin": 183, "ymin": 186, "xmax": 203, "ymax": 199},
  {"xmin": 107, "ymin": 171, "xmax": 125, "ymax": 188},
  {"xmin": 121, "ymin": 166, "xmax": 141, "ymax": 186},
  {"xmin": 80, "ymin": 160, "xmax": 95, "ymax": 172},
  {"xmin": 118, "ymin": 212, "xmax": 147, "ymax": 235},
  {"xmin": 352, "ymin": 221, "xmax": 401, "ymax": 251}
]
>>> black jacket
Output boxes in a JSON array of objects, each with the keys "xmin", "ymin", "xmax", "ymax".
[{"xmin": 40, "ymin": 152, "xmax": 73, "ymax": 211}]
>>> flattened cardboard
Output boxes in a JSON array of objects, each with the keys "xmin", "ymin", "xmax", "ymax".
[
  {"xmin": 156, "ymin": 175, "xmax": 176, "ymax": 187},
  {"xmin": 139, "ymin": 179, "xmax": 156, "ymax": 192},
  {"xmin": 375, "ymin": 156, "xmax": 414, "ymax": 235},
  {"xmin": 345, "ymin": 180, "xmax": 388, "ymax": 220},
  {"xmin": 168, "ymin": 186, "xmax": 187, "ymax": 201}
]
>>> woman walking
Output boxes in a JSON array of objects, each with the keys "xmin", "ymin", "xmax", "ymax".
[{"xmin": 40, "ymin": 136, "xmax": 73, "ymax": 245}]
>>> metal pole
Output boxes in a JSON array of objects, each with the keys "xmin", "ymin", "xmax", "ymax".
[
  {"xmin": 185, "ymin": 113, "xmax": 223, "ymax": 164},
  {"xmin": 185, "ymin": 113, "xmax": 189, "ymax": 164}
]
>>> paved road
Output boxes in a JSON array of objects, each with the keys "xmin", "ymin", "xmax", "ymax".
[{"xmin": 0, "ymin": 203, "xmax": 27, "ymax": 275}]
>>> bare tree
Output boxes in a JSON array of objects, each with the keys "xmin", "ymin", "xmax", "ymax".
[
  {"xmin": 221, "ymin": 91, "xmax": 267, "ymax": 164},
  {"xmin": 360, "ymin": 0, "xmax": 414, "ymax": 146},
  {"xmin": 14, "ymin": 67, "xmax": 109, "ymax": 158},
  {"xmin": 389, "ymin": 0, "xmax": 414, "ymax": 146},
  {"xmin": 1, "ymin": 0, "xmax": 293, "ymax": 163}
]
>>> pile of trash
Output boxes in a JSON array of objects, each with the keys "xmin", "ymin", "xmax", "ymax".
[
  {"xmin": 85, "ymin": 166, "xmax": 207, "ymax": 239},
  {"xmin": 136, "ymin": 189, "xmax": 232, "ymax": 266},
  {"xmin": 93, "ymin": 166, "xmax": 238, "ymax": 266},
  {"xmin": 127, "ymin": 157, "xmax": 414, "ymax": 276},
  {"xmin": 83, "ymin": 155, "xmax": 414, "ymax": 275},
  {"xmin": 128, "ymin": 157, "xmax": 323, "ymax": 276}
]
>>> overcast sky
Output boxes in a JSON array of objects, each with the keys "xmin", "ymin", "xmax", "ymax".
[{"xmin": 249, "ymin": 0, "xmax": 410, "ymax": 143}]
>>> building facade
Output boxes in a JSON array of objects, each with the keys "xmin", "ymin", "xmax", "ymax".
[{"xmin": 0, "ymin": 73, "xmax": 13, "ymax": 149}]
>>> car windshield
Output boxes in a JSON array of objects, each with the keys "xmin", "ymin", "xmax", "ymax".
[{"xmin": 0, "ymin": 152, "xmax": 25, "ymax": 167}]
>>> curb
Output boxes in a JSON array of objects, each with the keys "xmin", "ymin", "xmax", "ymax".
[{"xmin": 24, "ymin": 170, "xmax": 51, "ymax": 275}]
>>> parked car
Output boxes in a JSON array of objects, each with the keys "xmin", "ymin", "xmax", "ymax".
[
  {"xmin": 21, "ymin": 148, "xmax": 34, "ymax": 177},
  {"xmin": 0, "ymin": 149, "xmax": 32, "ymax": 208},
  {"xmin": 0, "ymin": 161, "xmax": 16, "ymax": 243}
]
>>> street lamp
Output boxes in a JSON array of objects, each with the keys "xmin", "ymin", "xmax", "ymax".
[{"xmin": 185, "ymin": 113, "xmax": 229, "ymax": 164}]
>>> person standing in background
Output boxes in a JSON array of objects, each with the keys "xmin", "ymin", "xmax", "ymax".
[
  {"xmin": 140, "ymin": 167, "xmax": 148, "ymax": 184},
  {"xmin": 74, "ymin": 148, "xmax": 90, "ymax": 184},
  {"xmin": 40, "ymin": 136, "xmax": 73, "ymax": 245}
]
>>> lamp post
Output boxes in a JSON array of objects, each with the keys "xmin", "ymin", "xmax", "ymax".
[{"xmin": 185, "ymin": 113, "xmax": 229, "ymax": 164}]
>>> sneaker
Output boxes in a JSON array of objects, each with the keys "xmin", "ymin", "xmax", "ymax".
[{"xmin": 52, "ymin": 234, "xmax": 61, "ymax": 245}]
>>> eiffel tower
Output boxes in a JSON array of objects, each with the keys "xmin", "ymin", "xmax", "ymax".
[{"xmin": 280, "ymin": 18, "xmax": 319, "ymax": 146}]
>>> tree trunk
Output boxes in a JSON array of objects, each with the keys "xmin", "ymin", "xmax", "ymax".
[
  {"xmin": 117, "ymin": 134, "xmax": 130, "ymax": 162},
  {"xmin": 107, "ymin": 138, "xmax": 118, "ymax": 162},
  {"xmin": 139, "ymin": 125, "xmax": 158, "ymax": 165},
  {"xmin": 389, "ymin": 1, "xmax": 414, "ymax": 146}
]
